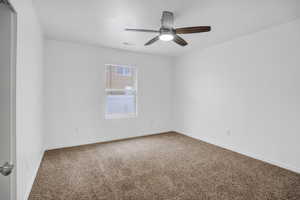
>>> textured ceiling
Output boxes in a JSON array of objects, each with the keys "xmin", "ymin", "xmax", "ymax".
[{"xmin": 33, "ymin": 0, "xmax": 300, "ymax": 56}]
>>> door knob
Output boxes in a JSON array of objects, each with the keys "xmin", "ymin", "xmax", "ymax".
[{"xmin": 0, "ymin": 162, "xmax": 14, "ymax": 176}]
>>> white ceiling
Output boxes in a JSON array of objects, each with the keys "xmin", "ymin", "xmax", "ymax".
[{"xmin": 33, "ymin": 0, "xmax": 300, "ymax": 56}]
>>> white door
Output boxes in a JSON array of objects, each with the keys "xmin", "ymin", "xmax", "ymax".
[{"xmin": 0, "ymin": 1, "xmax": 16, "ymax": 200}]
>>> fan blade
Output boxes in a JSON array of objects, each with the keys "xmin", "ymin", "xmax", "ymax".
[
  {"xmin": 175, "ymin": 26, "xmax": 211, "ymax": 34},
  {"xmin": 125, "ymin": 28, "xmax": 159, "ymax": 33},
  {"xmin": 161, "ymin": 11, "xmax": 174, "ymax": 29},
  {"xmin": 145, "ymin": 36, "xmax": 160, "ymax": 46},
  {"xmin": 173, "ymin": 35, "xmax": 188, "ymax": 46}
]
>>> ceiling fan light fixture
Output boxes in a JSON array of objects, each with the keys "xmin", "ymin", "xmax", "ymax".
[{"xmin": 159, "ymin": 33, "xmax": 174, "ymax": 41}]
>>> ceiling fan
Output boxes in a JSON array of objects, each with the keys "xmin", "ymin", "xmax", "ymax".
[{"xmin": 125, "ymin": 11, "xmax": 211, "ymax": 47}]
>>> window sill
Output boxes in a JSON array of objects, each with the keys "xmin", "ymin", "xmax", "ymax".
[{"xmin": 105, "ymin": 113, "xmax": 137, "ymax": 120}]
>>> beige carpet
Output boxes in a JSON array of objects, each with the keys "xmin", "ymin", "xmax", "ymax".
[{"xmin": 29, "ymin": 132, "xmax": 300, "ymax": 200}]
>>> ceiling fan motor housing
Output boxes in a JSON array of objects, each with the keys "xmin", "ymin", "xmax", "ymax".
[
  {"xmin": 160, "ymin": 28, "xmax": 175, "ymax": 35},
  {"xmin": 161, "ymin": 11, "xmax": 174, "ymax": 29}
]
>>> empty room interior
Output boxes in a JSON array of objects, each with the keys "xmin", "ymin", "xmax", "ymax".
[{"xmin": 1, "ymin": 0, "xmax": 300, "ymax": 199}]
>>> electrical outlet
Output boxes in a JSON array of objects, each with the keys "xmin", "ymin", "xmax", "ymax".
[
  {"xmin": 150, "ymin": 120, "xmax": 155, "ymax": 128},
  {"xmin": 226, "ymin": 129, "xmax": 231, "ymax": 136},
  {"xmin": 75, "ymin": 128, "xmax": 79, "ymax": 135}
]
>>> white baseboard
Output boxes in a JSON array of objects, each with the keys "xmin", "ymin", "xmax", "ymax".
[
  {"xmin": 24, "ymin": 150, "xmax": 45, "ymax": 200},
  {"xmin": 177, "ymin": 131, "xmax": 300, "ymax": 174},
  {"xmin": 46, "ymin": 130, "xmax": 173, "ymax": 151}
]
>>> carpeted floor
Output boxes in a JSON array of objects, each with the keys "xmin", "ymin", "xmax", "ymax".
[{"xmin": 29, "ymin": 132, "xmax": 300, "ymax": 200}]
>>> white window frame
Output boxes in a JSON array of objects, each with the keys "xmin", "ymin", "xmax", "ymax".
[{"xmin": 105, "ymin": 64, "xmax": 138, "ymax": 119}]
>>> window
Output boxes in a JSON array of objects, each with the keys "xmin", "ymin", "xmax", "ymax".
[
  {"xmin": 116, "ymin": 66, "xmax": 131, "ymax": 76},
  {"xmin": 105, "ymin": 65, "xmax": 137, "ymax": 119}
]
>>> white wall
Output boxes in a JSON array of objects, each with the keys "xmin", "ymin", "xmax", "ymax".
[
  {"xmin": 9, "ymin": 0, "xmax": 45, "ymax": 200},
  {"xmin": 173, "ymin": 19, "xmax": 300, "ymax": 173},
  {"xmin": 44, "ymin": 40, "xmax": 172, "ymax": 150},
  {"xmin": 4, "ymin": 2, "xmax": 299, "ymax": 199}
]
